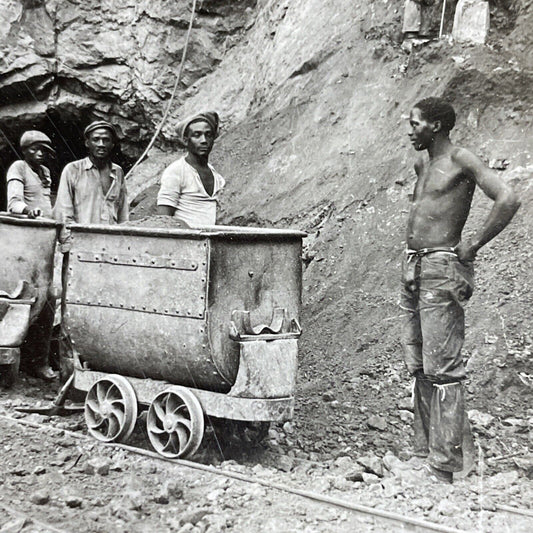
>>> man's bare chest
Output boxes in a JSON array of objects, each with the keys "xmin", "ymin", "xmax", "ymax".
[{"xmin": 415, "ymin": 163, "xmax": 469, "ymax": 199}]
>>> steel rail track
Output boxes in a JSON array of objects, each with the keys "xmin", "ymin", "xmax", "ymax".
[{"xmin": 1, "ymin": 414, "xmax": 525, "ymax": 533}]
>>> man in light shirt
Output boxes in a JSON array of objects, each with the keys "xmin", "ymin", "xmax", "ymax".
[
  {"xmin": 54, "ymin": 120, "xmax": 128, "ymax": 251},
  {"xmin": 6, "ymin": 130, "xmax": 54, "ymax": 219},
  {"xmin": 157, "ymin": 111, "xmax": 225, "ymax": 226}
]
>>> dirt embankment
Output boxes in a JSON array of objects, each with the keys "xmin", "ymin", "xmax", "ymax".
[{"xmin": 127, "ymin": 0, "xmax": 533, "ymax": 467}]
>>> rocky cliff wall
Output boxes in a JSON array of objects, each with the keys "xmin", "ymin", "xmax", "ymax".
[{"xmin": 0, "ymin": 0, "xmax": 255, "ymax": 182}]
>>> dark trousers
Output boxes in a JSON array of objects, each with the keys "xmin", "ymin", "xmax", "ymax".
[
  {"xmin": 400, "ymin": 250, "xmax": 474, "ymax": 472},
  {"xmin": 20, "ymin": 293, "xmax": 55, "ymax": 372}
]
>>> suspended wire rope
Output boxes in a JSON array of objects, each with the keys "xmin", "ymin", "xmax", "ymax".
[{"xmin": 125, "ymin": 0, "xmax": 198, "ymax": 181}]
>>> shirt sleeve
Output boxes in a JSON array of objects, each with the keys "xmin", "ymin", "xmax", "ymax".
[
  {"xmin": 6, "ymin": 162, "xmax": 28, "ymax": 214},
  {"xmin": 53, "ymin": 165, "xmax": 76, "ymax": 252},
  {"xmin": 157, "ymin": 163, "xmax": 182, "ymax": 208}
]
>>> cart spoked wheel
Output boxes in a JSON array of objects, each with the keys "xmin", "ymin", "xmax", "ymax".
[
  {"xmin": 146, "ymin": 386, "xmax": 204, "ymax": 459},
  {"xmin": 84, "ymin": 375, "xmax": 138, "ymax": 443}
]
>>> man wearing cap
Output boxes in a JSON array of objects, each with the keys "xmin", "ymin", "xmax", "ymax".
[
  {"xmin": 5, "ymin": 130, "xmax": 57, "ymax": 381},
  {"xmin": 54, "ymin": 120, "xmax": 128, "ymax": 250},
  {"xmin": 6, "ymin": 130, "xmax": 55, "ymax": 219},
  {"xmin": 157, "ymin": 111, "xmax": 225, "ymax": 226}
]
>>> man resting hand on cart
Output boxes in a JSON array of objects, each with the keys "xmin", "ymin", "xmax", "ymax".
[
  {"xmin": 6, "ymin": 130, "xmax": 55, "ymax": 220},
  {"xmin": 5, "ymin": 130, "xmax": 57, "ymax": 381},
  {"xmin": 401, "ymin": 97, "xmax": 520, "ymax": 483},
  {"xmin": 157, "ymin": 111, "xmax": 225, "ymax": 226}
]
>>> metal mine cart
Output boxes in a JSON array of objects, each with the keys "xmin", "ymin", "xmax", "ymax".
[
  {"xmin": 64, "ymin": 223, "xmax": 305, "ymax": 458},
  {"xmin": 0, "ymin": 214, "xmax": 58, "ymax": 387}
]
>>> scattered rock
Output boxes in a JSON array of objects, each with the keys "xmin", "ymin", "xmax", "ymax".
[
  {"xmin": 282, "ymin": 421, "xmax": 294, "ymax": 434},
  {"xmin": 487, "ymin": 470, "xmax": 520, "ymax": 490},
  {"xmin": 468, "ymin": 409, "xmax": 494, "ymax": 427},
  {"xmin": 322, "ymin": 392, "xmax": 336, "ymax": 402},
  {"xmin": 65, "ymin": 495, "xmax": 83, "ymax": 508},
  {"xmin": 502, "ymin": 417, "xmax": 527, "ymax": 428},
  {"xmin": 33, "ymin": 465, "xmax": 46, "ymax": 475},
  {"xmin": 165, "ymin": 480, "xmax": 184, "ymax": 500},
  {"xmin": 121, "ymin": 488, "xmax": 144, "ymax": 511},
  {"xmin": 179, "ymin": 509, "xmax": 211, "ymax": 527},
  {"xmin": 345, "ymin": 467, "xmax": 365, "ymax": 482},
  {"xmin": 85, "ymin": 457, "xmax": 110, "ymax": 476},
  {"xmin": 276, "ymin": 455, "xmax": 295, "ymax": 472},
  {"xmin": 412, "ymin": 497, "xmax": 434, "ymax": 511},
  {"xmin": 514, "ymin": 457, "xmax": 533, "ymax": 478},
  {"xmin": 399, "ymin": 410, "xmax": 413, "ymax": 422},
  {"xmin": 357, "ymin": 454, "xmax": 384, "ymax": 477},
  {"xmin": 438, "ymin": 499, "xmax": 456, "ymax": 516},
  {"xmin": 332, "ymin": 476, "xmax": 352, "ymax": 491},
  {"xmin": 397, "ymin": 397, "xmax": 413, "ymax": 411},
  {"xmin": 367, "ymin": 415, "xmax": 387, "ymax": 431},
  {"xmin": 30, "ymin": 490, "xmax": 50, "ymax": 505},
  {"xmin": 362, "ymin": 473, "xmax": 380, "ymax": 484}
]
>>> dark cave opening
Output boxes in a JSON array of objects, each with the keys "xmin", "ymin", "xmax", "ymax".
[{"xmin": 0, "ymin": 110, "xmax": 136, "ymax": 211}]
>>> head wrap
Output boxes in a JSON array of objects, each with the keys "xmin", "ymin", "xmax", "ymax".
[
  {"xmin": 176, "ymin": 111, "xmax": 219, "ymax": 146},
  {"xmin": 84, "ymin": 120, "xmax": 117, "ymax": 139},
  {"xmin": 19, "ymin": 130, "xmax": 55, "ymax": 153}
]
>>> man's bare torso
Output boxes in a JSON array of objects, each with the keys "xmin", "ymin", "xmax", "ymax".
[{"xmin": 407, "ymin": 148, "xmax": 476, "ymax": 250}]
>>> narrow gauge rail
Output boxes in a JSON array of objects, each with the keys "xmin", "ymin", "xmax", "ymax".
[{"xmin": 0, "ymin": 414, "xmax": 491, "ymax": 533}]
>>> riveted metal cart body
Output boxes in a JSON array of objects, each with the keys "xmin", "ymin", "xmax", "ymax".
[
  {"xmin": 0, "ymin": 214, "xmax": 58, "ymax": 386},
  {"xmin": 65, "ymin": 223, "xmax": 304, "ymax": 457}
]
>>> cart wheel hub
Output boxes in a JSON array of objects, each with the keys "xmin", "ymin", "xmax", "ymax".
[{"xmin": 163, "ymin": 415, "xmax": 176, "ymax": 432}]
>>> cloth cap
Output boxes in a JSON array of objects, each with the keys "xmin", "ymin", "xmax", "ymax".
[
  {"xmin": 84, "ymin": 120, "xmax": 117, "ymax": 139},
  {"xmin": 176, "ymin": 111, "xmax": 219, "ymax": 146},
  {"xmin": 19, "ymin": 130, "xmax": 54, "ymax": 152}
]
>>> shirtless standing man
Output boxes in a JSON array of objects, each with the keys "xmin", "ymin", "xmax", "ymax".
[{"xmin": 401, "ymin": 97, "xmax": 520, "ymax": 483}]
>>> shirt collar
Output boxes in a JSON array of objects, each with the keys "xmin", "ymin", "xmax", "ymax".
[{"xmin": 83, "ymin": 156, "xmax": 119, "ymax": 178}]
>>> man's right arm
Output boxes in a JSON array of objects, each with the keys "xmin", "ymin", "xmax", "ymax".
[
  {"xmin": 53, "ymin": 166, "xmax": 76, "ymax": 252},
  {"xmin": 157, "ymin": 163, "xmax": 181, "ymax": 216},
  {"xmin": 157, "ymin": 205, "xmax": 176, "ymax": 216}
]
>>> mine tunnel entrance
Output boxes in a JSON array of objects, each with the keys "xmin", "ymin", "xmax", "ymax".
[{"xmin": 0, "ymin": 110, "xmax": 135, "ymax": 211}]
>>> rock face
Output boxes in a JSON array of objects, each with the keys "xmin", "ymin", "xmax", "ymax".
[{"xmin": 0, "ymin": 0, "xmax": 255, "ymax": 182}]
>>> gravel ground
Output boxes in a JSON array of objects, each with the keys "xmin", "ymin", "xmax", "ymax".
[{"xmin": 0, "ymin": 375, "xmax": 532, "ymax": 533}]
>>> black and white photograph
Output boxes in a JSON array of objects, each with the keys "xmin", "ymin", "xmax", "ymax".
[{"xmin": 0, "ymin": 1, "xmax": 531, "ymax": 531}]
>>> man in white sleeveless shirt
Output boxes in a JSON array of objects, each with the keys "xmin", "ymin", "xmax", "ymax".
[{"xmin": 157, "ymin": 111, "xmax": 225, "ymax": 226}]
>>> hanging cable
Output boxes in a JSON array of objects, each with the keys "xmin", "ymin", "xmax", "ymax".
[{"xmin": 125, "ymin": 0, "xmax": 198, "ymax": 181}]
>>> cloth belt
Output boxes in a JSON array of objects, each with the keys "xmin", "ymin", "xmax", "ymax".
[{"xmin": 405, "ymin": 246, "xmax": 457, "ymax": 262}]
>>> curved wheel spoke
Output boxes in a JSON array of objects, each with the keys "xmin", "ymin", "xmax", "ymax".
[
  {"xmin": 106, "ymin": 413, "xmax": 120, "ymax": 438},
  {"xmin": 175, "ymin": 415, "xmax": 192, "ymax": 431},
  {"xmin": 163, "ymin": 433, "xmax": 180, "ymax": 454},
  {"xmin": 176, "ymin": 426, "xmax": 189, "ymax": 451},
  {"xmin": 152, "ymin": 400, "xmax": 166, "ymax": 422},
  {"xmin": 110, "ymin": 407, "xmax": 125, "ymax": 426},
  {"xmin": 96, "ymin": 382, "xmax": 107, "ymax": 404},
  {"xmin": 110, "ymin": 398, "xmax": 125, "ymax": 408},
  {"xmin": 148, "ymin": 425, "xmax": 167, "ymax": 435},
  {"xmin": 87, "ymin": 415, "xmax": 106, "ymax": 430},
  {"xmin": 172, "ymin": 404, "xmax": 189, "ymax": 417},
  {"xmin": 86, "ymin": 398, "xmax": 103, "ymax": 416}
]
